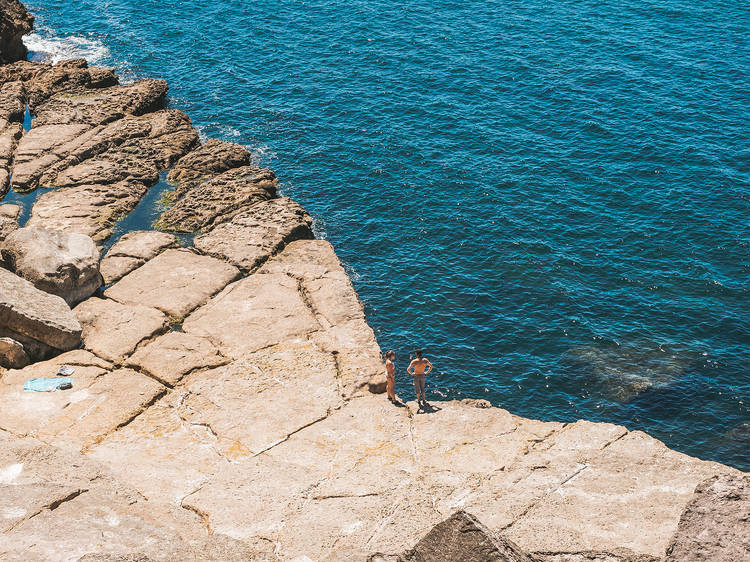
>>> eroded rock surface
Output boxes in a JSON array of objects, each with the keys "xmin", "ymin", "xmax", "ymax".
[
  {"xmin": 1, "ymin": 226, "xmax": 102, "ymax": 305},
  {"xmin": 156, "ymin": 165, "xmax": 277, "ymax": 232},
  {"xmin": 26, "ymin": 180, "xmax": 149, "ymax": 242},
  {"xmin": 0, "ymin": 80, "xmax": 24, "ymax": 196},
  {"xmin": 166, "ymin": 137, "xmax": 252, "ymax": 193},
  {"xmin": 664, "ymin": 473, "xmax": 750, "ymax": 562},
  {"xmin": 194, "ymin": 196, "xmax": 314, "ymax": 272},
  {"xmin": 0, "ymin": 208, "xmax": 19, "ymax": 241},
  {"xmin": 0, "ymin": 0, "xmax": 33, "ymax": 64}
]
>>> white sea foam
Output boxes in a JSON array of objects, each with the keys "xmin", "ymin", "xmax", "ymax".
[{"xmin": 23, "ymin": 32, "xmax": 110, "ymax": 65}]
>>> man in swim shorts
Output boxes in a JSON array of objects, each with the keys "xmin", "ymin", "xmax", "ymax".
[
  {"xmin": 407, "ymin": 349, "xmax": 433, "ymax": 405},
  {"xmin": 385, "ymin": 350, "xmax": 397, "ymax": 403}
]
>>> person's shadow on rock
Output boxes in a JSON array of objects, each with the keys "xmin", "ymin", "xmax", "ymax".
[{"xmin": 417, "ymin": 401, "xmax": 442, "ymax": 414}]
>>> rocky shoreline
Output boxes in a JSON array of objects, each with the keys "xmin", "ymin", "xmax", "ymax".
[{"xmin": 0, "ymin": 1, "xmax": 747, "ymax": 560}]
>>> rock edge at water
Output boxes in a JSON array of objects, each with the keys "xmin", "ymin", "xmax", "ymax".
[{"xmin": 0, "ymin": 6, "xmax": 746, "ymax": 562}]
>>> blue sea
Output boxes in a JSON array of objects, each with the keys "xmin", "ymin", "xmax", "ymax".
[{"xmin": 16, "ymin": 1, "xmax": 749, "ymax": 470}]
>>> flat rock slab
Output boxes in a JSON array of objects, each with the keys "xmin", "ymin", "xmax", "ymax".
[
  {"xmin": 503, "ymin": 430, "xmax": 736, "ymax": 559},
  {"xmin": 261, "ymin": 240, "xmax": 386, "ymax": 394},
  {"xmin": 1, "ymin": 226, "xmax": 102, "ymax": 306},
  {"xmin": 10, "ymin": 122, "xmax": 90, "ymax": 190},
  {"xmin": 27, "ymin": 180, "xmax": 149, "ymax": 242},
  {"xmin": 167, "ymin": 138, "xmax": 252, "ymax": 193},
  {"xmin": 0, "ymin": 350, "xmax": 110, "ymax": 439},
  {"xmin": 194, "ymin": 197, "xmax": 313, "ymax": 272},
  {"xmin": 99, "ymin": 255, "xmax": 142, "ymax": 285},
  {"xmin": 0, "ymin": 353, "xmax": 160, "ymax": 452},
  {"xmin": 105, "ymin": 230, "xmax": 177, "ymax": 261},
  {"xmin": 73, "ymin": 297, "xmax": 168, "ymax": 363},
  {"xmin": 0, "ymin": 431, "xmax": 262, "ymax": 561},
  {"xmin": 32, "ymin": 78, "xmax": 168, "ymax": 127},
  {"xmin": 156, "ymin": 165, "xmax": 277, "ymax": 232},
  {"xmin": 100, "ymin": 230, "xmax": 177, "ymax": 284},
  {"xmin": 183, "ymin": 272, "xmax": 319, "ymax": 357},
  {"xmin": 181, "ymin": 393, "xmax": 416, "ymax": 559},
  {"xmin": 105, "ymin": 249, "xmax": 240, "ymax": 319},
  {"xmin": 125, "ymin": 331, "xmax": 228, "ymax": 386},
  {"xmin": 0, "ymin": 267, "xmax": 81, "ymax": 353},
  {"xmin": 664, "ymin": 473, "xmax": 750, "ymax": 562},
  {"xmin": 88, "ymin": 341, "xmax": 342, "ymax": 503}
]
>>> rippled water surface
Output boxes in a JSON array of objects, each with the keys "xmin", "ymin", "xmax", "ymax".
[{"xmin": 19, "ymin": 0, "xmax": 750, "ymax": 469}]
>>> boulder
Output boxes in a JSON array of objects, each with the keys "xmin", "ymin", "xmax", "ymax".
[
  {"xmin": 155, "ymin": 165, "xmax": 277, "ymax": 232},
  {"xmin": 193, "ymin": 197, "xmax": 314, "ymax": 272},
  {"xmin": 395, "ymin": 511, "xmax": 532, "ymax": 562},
  {"xmin": 166, "ymin": 138, "xmax": 252, "ymax": 193},
  {"xmin": 1, "ymin": 226, "xmax": 102, "ymax": 306},
  {"xmin": 0, "ymin": 267, "xmax": 81, "ymax": 355},
  {"xmin": 104, "ymin": 248, "xmax": 240, "ymax": 319},
  {"xmin": 0, "ymin": 0, "xmax": 34, "ymax": 64},
  {"xmin": 0, "ymin": 214, "xmax": 18, "ymax": 243},
  {"xmin": 73, "ymin": 298, "xmax": 168, "ymax": 364},
  {"xmin": 0, "ymin": 203, "xmax": 21, "ymax": 220},
  {"xmin": 0, "ymin": 336, "xmax": 28, "ymax": 369},
  {"xmin": 664, "ymin": 473, "xmax": 750, "ymax": 561}
]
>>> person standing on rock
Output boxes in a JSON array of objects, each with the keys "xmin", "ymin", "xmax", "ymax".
[
  {"xmin": 407, "ymin": 349, "xmax": 433, "ymax": 405},
  {"xmin": 385, "ymin": 350, "xmax": 397, "ymax": 403}
]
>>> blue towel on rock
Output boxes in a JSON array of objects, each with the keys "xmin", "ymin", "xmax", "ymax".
[{"xmin": 23, "ymin": 377, "xmax": 73, "ymax": 392}]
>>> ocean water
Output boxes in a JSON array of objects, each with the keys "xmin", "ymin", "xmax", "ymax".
[{"xmin": 15, "ymin": 1, "xmax": 749, "ymax": 470}]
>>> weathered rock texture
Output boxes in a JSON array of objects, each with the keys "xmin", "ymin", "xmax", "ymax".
[
  {"xmin": 194, "ymin": 196, "xmax": 314, "ymax": 272},
  {"xmin": 664, "ymin": 473, "xmax": 750, "ymax": 562},
  {"xmin": 156, "ymin": 164, "xmax": 277, "ymax": 232},
  {"xmin": 0, "ymin": 267, "xmax": 81, "ymax": 358},
  {"xmin": 391, "ymin": 510, "xmax": 532, "ymax": 562},
  {"xmin": 0, "ymin": 0, "xmax": 33, "ymax": 64},
  {"xmin": 166, "ymin": 137, "xmax": 252, "ymax": 193},
  {"xmin": 104, "ymin": 248, "xmax": 240, "ymax": 320},
  {"xmin": 0, "ymin": 336, "xmax": 28, "ymax": 368},
  {"xmin": 1, "ymin": 226, "xmax": 102, "ymax": 305},
  {"xmin": 99, "ymin": 230, "xmax": 176, "ymax": 284},
  {"xmin": 0, "ymin": 11, "xmax": 746, "ymax": 562}
]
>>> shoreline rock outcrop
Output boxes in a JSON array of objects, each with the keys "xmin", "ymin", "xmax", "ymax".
[
  {"xmin": 0, "ymin": 0, "xmax": 33, "ymax": 64},
  {"xmin": 0, "ymin": 5, "xmax": 746, "ymax": 562},
  {"xmin": 2, "ymin": 226, "xmax": 102, "ymax": 305}
]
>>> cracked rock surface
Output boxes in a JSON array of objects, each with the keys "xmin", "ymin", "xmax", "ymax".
[{"xmin": 0, "ymin": 31, "xmax": 745, "ymax": 562}]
